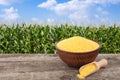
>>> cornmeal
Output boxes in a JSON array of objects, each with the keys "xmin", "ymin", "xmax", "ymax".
[
  {"xmin": 77, "ymin": 63, "xmax": 97, "ymax": 79},
  {"xmin": 57, "ymin": 36, "xmax": 99, "ymax": 53}
]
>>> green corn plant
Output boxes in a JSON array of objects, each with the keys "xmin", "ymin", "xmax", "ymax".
[{"xmin": 0, "ymin": 24, "xmax": 120, "ymax": 54}]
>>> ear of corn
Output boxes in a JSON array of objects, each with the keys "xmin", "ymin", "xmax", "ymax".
[{"xmin": 0, "ymin": 24, "xmax": 120, "ymax": 54}]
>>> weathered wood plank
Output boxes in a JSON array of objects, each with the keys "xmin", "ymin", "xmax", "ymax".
[{"xmin": 0, "ymin": 54, "xmax": 119, "ymax": 80}]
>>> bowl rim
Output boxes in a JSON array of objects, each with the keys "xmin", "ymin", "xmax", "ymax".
[{"xmin": 55, "ymin": 39, "xmax": 101, "ymax": 54}]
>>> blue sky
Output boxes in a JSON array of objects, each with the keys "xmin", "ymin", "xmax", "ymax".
[{"xmin": 0, "ymin": 0, "xmax": 120, "ymax": 25}]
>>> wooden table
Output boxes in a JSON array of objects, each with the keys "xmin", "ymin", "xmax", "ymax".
[{"xmin": 0, "ymin": 54, "xmax": 119, "ymax": 80}]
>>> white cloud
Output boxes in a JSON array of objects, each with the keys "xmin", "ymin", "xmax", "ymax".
[
  {"xmin": 38, "ymin": 0, "xmax": 57, "ymax": 9},
  {"xmin": 54, "ymin": 0, "xmax": 82, "ymax": 15},
  {"xmin": 85, "ymin": 0, "xmax": 120, "ymax": 4},
  {"xmin": 38, "ymin": 0, "xmax": 120, "ymax": 13},
  {"xmin": 0, "ymin": 7, "xmax": 19, "ymax": 21},
  {"xmin": 38, "ymin": 0, "xmax": 83, "ymax": 15},
  {"xmin": 38, "ymin": 0, "xmax": 120, "ymax": 25},
  {"xmin": 109, "ymin": 0, "xmax": 120, "ymax": 4},
  {"xmin": 0, "ymin": 0, "xmax": 21, "ymax": 5},
  {"xmin": 38, "ymin": 0, "xmax": 91, "ymax": 21}
]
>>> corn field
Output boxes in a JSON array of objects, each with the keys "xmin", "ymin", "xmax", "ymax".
[{"xmin": 0, "ymin": 24, "xmax": 120, "ymax": 54}]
